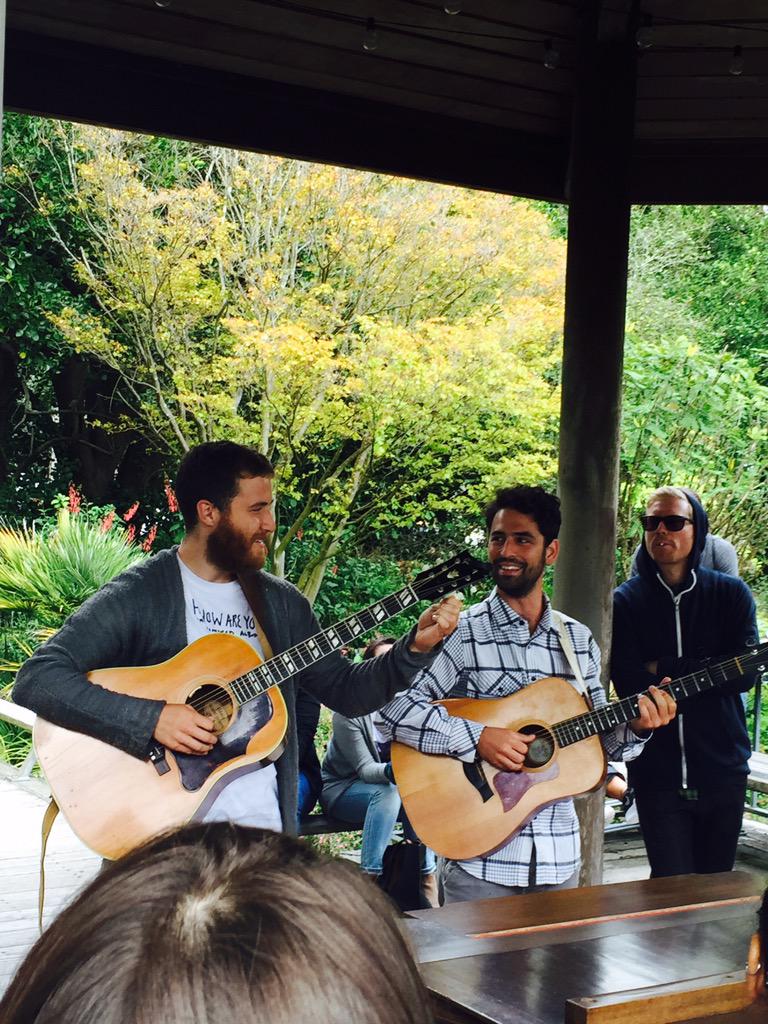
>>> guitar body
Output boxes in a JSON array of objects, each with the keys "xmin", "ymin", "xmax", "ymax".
[
  {"xmin": 33, "ymin": 633, "xmax": 288, "ymax": 860},
  {"xmin": 391, "ymin": 676, "xmax": 607, "ymax": 861}
]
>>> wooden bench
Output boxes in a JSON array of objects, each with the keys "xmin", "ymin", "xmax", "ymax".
[{"xmin": 298, "ymin": 813, "xmax": 359, "ymax": 837}]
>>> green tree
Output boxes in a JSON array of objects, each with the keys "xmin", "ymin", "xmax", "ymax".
[
  {"xmin": 16, "ymin": 124, "xmax": 564, "ymax": 600},
  {"xmin": 620, "ymin": 278, "xmax": 768, "ymax": 583}
]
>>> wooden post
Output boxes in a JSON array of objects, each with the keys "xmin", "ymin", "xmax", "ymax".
[{"xmin": 553, "ymin": 2, "xmax": 637, "ymax": 886}]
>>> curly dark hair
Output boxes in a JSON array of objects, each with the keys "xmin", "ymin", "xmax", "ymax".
[{"xmin": 484, "ymin": 485, "xmax": 561, "ymax": 545}]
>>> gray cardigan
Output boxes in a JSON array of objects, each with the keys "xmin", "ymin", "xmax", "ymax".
[
  {"xmin": 13, "ymin": 548, "xmax": 437, "ymax": 832},
  {"xmin": 320, "ymin": 713, "xmax": 390, "ymax": 812}
]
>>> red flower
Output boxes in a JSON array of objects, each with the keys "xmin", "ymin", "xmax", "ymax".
[
  {"xmin": 100, "ymin": 510, "xmax": 115, "ymax": 533},
  {"xmin": 123, "ymin": 501, "xmax": 140, "ymax": 522},
  {"xmin": 331, "ymin": 564, "xmax": 338, "ymax": 575},
  {"xmin": 164, "ymin": 481, "xmax": 179, "ymax": 514},
  {"xmin": 142, "ymin": 524, "xmax": 158, "ymax": 552},
  {"xmin": 126, "ymin": 524, "xmax": 136, "ymax": 544},
  {"xmin": 296, "ymin": 528, "xmax": 304, "ymax": 541},
  {"xmin": 67, "ymin": 484, "xmax": 81, "ymax": 516}
]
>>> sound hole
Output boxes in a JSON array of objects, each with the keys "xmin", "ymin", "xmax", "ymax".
[
  {"xmin": 521, "ymin": 726, "xmax": 555, "ymax": 769},
  {"xmin": 187, "ymin": 684, "xmax": 234, "ymax": 736}
]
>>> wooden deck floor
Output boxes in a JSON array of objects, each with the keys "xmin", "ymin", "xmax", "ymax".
[
  {"xmin": 1, "ymin": 770, "xmax": 767, "ymax": 998},
  {"xmin": 0, "ymin": 770, "xmax": 100, "ymax": 995}
]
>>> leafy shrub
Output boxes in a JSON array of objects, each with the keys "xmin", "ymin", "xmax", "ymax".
[{"xmin": 0, "ymin": 508, "xmax": 145, "ymax": 628}]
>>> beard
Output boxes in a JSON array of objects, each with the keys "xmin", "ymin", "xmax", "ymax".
[
  {"xmin": 206, "ymin": 514, "xmax": 268, "ymax": 575},
  {"xmin": 491, "ymin": 552, "xmax": 547, "ymax": 599}
]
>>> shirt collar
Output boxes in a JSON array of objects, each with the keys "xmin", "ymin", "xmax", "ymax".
[{"xmin": 487, "ymin": 589, "xmax": 553, "ymax": 636}]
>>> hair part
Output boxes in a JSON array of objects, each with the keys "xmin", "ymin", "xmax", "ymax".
[
  {"xmin": 1, "ymin": 823, "xmax": 433, "ymax": 1024},
  {"xmin": 174, "ymin": 442, "xmax": 274, "ymax": 531},
  {"xmin": 484, "ymin": 485, "xmax": 561, "ymax": 545}
]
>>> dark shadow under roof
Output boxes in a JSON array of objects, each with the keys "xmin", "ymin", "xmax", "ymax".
[{"xmin": 7, "ymin": 0, "xmax": 768, "ymax": 203}]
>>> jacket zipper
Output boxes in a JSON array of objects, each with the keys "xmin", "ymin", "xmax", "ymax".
[{"xmin": 656, "ymin": 572, "xmax": 697, "ymax": 790}]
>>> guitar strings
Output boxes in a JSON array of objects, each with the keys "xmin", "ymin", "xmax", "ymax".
[
  {"xmin": 183, "ymin": 644, "xmax": 766, "ymax": 723},
  {"xmin": 179, "ymin": 559, "xmax": 461, "ymax": 716},
  {"xmin": 554, "ymin": 648, "xmax": 766, "ymax": 747}
]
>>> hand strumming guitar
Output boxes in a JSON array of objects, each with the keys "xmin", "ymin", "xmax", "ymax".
[
  {"xmin": 154, "ymin": 704, "xmax": 216, "ymax": 754},
  {"xmin": 410, "ymin": 594, "xmax": 462, "ymax": 653},
  {"xmin": 477, "ymin": 728, "xmax": 536, "ymax": 771}
]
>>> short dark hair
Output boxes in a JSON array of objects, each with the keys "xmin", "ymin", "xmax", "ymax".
[
  {"xmin": 363, "ymin": 636, "xmax": 398, "ymax": 660},
  {"xmin": 175, "ymin": 442, "xmax": 274, "ymax": 530},
  {"xmin": 484, "ymin": 486, "xmax": 561, "ymax": 545},
  {"xmin": 0, "ymin": 823, "xmax": 433, "ymax": 1024}
]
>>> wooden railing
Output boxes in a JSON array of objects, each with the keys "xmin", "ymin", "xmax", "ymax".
[{"xmin": 0, "ymin": 697, "xmax": 37, "ymax": 779}]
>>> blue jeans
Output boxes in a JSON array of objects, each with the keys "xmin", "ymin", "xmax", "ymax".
[
  {"xmin": 297, "ymin": 771, "xmax": 317, "ymax": 822},
  {"xmin": 330, "ymin": 780, "xmax": 436, "ymax": 876}
]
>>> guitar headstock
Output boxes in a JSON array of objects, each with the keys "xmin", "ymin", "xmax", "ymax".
[
  {"xmin": 411, "ymin": 550, "xmax": 491, "ymax": 602},
  {"xmin": 743, "ymin": 642, "xmax": 768, "ymax": 675}
]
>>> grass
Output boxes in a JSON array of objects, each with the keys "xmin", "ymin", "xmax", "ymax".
[{"xmin": 0, "ymin": 720, "xmax": 34, "ymax": 767}]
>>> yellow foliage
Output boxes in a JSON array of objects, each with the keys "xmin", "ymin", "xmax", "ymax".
[{"xmin": 42, "ymin": 126, "xmax": 565, "ymax": 585}]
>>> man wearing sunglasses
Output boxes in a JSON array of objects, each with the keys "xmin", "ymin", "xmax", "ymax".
[
  {"xmin": 627, "ymin": 488, "xmax": 738, "ymax": 579},
  {"xmin": 611, "ymin": 486, "xmax": 759, "ymax": 877}
]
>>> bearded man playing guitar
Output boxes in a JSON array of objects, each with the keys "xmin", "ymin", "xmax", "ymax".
[
  {"xmin": 379, "ymin": 486, "xmax": 677, "ymax": 905},
  {"xmin": 13, "ymin": 442, "xmax": 460, "ymax": 846}
]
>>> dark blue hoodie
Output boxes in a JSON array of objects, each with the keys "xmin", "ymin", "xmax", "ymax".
[{"xmin": 611, "ymin": 491, "xmax": 759, "ymax": 791}]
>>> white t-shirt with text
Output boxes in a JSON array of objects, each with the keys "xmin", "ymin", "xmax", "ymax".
[{"xmin": 178, "ymin": 555, "xmax": 282, "ymax": 832}]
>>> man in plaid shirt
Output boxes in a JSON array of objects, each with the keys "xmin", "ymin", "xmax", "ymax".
[{"xmin": 379, "ymin": 486, "xmax": 676, "ymax": 904}]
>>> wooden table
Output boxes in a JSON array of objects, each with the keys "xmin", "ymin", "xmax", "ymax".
[{"xmin": 404, "ymin": 872, "xmax": 763, "ymax": 1024}]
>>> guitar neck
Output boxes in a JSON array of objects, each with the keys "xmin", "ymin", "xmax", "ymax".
[
  {"xmin": 228, "ymin": 586, "xmax": 420, "ymax": 704},
  {"xmin": 553, "ymin": 645, "xmax": 768, "ymax": 749}
]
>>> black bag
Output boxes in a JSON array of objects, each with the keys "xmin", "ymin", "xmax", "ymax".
[{"xmin": 377, "ymin": 840, "xmax": 430, "ymax": 912}]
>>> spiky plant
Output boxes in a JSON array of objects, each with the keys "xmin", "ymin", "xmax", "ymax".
[{"xmin": 0, "ymin": 509, "xmax": 145, "ymax": 627}]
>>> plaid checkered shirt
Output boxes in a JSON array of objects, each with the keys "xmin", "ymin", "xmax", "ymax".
[{"xmin": 378, "ymin": 591, "xmax": 648, "ymax": 887}]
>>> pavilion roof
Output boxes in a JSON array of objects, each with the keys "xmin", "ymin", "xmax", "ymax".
[{"xmin": 7, "ymin": 0, "xmax": 768, "ymax": 203}]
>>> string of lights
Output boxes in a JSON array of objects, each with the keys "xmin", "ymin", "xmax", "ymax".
[{"xmin": 149, "ymin": 0, "xmax": 768, "ymax": 76}]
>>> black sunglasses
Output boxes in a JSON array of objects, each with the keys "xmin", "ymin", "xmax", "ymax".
[{"xmin": 640, "ymin": 515, "xmax": 692, "ymax": 533}]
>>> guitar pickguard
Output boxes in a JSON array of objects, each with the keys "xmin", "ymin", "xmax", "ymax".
[
  {"xmin": 493, "ymin": 762, "xmax": 560, "ymax": 812},
  {"xmin": 175, "ymin": 693, "xmax": 274, "ymax": 792}
]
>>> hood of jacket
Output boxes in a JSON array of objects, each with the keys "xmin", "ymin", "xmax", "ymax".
[{"xmin": 635, "ymin": 488, "xmax": 709, "ymax": 584}]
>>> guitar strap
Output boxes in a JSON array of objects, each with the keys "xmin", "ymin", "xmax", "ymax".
[
  {"xmin": 38, "ymin": 795, "xmax": 60, "ymax": 933},
  {"xmin": 252, "ymin": 615, "xmax": 275, "ymax": 662},
  {"xmin": 237, "ymin": 571, "xmax": 276, "ymax": 661},
  {"xmin": 551, "ymin": 609, "xmax": 593, "ymax": 710}
]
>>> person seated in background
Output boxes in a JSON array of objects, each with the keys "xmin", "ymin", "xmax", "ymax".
[
  {"xmin": 296, "ymin": 685, "xmax": 323, "ymax": 820},
  {"xmin": 0, "ymin": 822, "xmax": 434, "ymax": 1024},
  {"xmin": 628, "ymin": 487, "xmax": 738, "ymax": 578},
  {"xmin": 603, "ymin": 762, "xmax": 638, "ymax": 826},
  {"xmin": 320, "ymin": 635, "xmax": 438, "ymax": 905}
]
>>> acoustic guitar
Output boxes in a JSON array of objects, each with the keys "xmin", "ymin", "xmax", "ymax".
[
  {"xmin": 33, "ymin": 551, "xmax": 489, "ymax": 859},
  {"xmin": 391, "ymin": 642, "xmax": 768, "ymax": 860}
]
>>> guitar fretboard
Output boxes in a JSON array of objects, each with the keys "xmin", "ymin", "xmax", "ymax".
[
  {"xmin": 227, "ymin": 586, "xmax": 420, "ymax": 705},
  {"xmin": 553, "ymin": 646, "xmax": 768, "ymax": 748}
]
